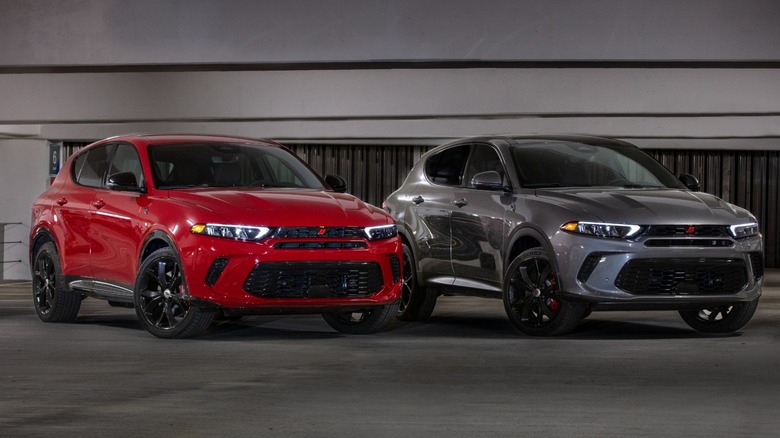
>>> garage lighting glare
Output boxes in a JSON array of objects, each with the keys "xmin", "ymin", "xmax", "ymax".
[
  {"xmin": 729, "ymin": 223, "xmax": 759, "ymax": 239},
  {"xmin": 191, "ymin": 223, "xmax": 273, "ymax": 241},
  {"xmin": 561, "ymin": 221, "xmax": 642, "ymax": 239},
  {"xmin": 364, "ymin": 224, "xmax": 398, "ymax": 240}
]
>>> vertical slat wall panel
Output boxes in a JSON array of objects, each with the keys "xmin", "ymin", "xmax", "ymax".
[
  {"xmin": 292, "ymin": 145, "xmax": 780, "ymax": 267},
  {"xmin": 768, "ymin": 154, "xmax": 780, "ymax": 268},
  {"xmin": 648, "ymin": 149, "xmax": 780, "ymax": 267},
  {"xmin": 288, "ymin": 144, "xmax": 432, "ymax": 208},
  {"xmin": 62, "ymin": 142, "xmax": 779, "ymax": 267}
]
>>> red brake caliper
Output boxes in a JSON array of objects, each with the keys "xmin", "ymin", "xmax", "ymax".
[{"xmin": 545, "ymin": 277, "xmax": 560, "ymax": 313}]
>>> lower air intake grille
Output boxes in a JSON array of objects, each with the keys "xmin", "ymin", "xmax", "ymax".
[
  {"xmin": 749, "ymin": 252, "xmax": 764, "ymax": 280},
  {"xmin": 390, "ymin": 255, "xmax": 401, "ymax": 283},
  {"xmin": 615, "ymin": 258, "xmax": 748, "ymax": 295},
  {"xmin": 244, "ymin": 261, "xmax": 383, "ymax": 298},
  {"xmin": 205, "ymin": 258, "xmax": 229, "ymax": 286},
  {"xmin": 578, "ymin": 253, "xmax": 604, "ymax": 282}
]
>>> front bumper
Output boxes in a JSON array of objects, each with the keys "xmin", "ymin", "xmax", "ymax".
[
  {"xmin": 550, "ymin": 230, "xmax": 763, "ymax": 311},
  {"xmin": 178, "ymin": 235, "xmax": 403, "ymax": 311}
]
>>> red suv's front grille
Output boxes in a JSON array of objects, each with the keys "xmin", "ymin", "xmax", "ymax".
[
  {"xmin": 243, "ymin": 261, "xmax": 384, "ymax": 298},
  {"xmin": 274, "ymin": 227, "xmax": 365, "ymax": 239}
]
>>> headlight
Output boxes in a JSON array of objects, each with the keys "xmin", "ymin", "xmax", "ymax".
[
  {"xmin": 364, "ymin": 224, "xmax": 397, "ymax": 240},
  {"xmin": 191, "ymin": 223, "xmax": 273, "ymax": 241},
  {"xmin": 729, "ymin": 223, "xmax": 759, "ymax": 239},
  {"xmin": 561, "ymin": 221, "xmax": 643, "ymax": 239}
]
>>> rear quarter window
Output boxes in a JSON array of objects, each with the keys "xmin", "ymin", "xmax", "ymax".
[
  {"xmin": 424, "ymin": 145, "xmax": 469, "ymax": 186},
  {"xmin": 73, "ymin": 145, "xmax": 112, "ymax": 188}
]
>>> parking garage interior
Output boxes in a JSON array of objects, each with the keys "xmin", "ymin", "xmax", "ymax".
[{"xmin": 1, "ymin": 1, "xmax": 779, "ymax": 436}]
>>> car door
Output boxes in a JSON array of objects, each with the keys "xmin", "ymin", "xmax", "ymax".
[
  {"xmin": 409, "ymin": 144, "xmax": 470, "ymax": 285},
  {"xmin": 88, "ymin": 142, "xmax": 148, "ymax": 288},
  {"xmin": 54, "ymin": 145, "xmax": 112, "ymax": 279},
  {"xmin": 449, "ymin": 143, "xmax": 509, "ymax": 292}
]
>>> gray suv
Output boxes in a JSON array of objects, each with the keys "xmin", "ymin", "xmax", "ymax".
[{"xmin": 384, "ymin": 135, "xmax": 763, "ymax": 336}]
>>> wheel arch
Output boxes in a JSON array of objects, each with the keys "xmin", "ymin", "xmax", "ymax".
[
  {"xmin": 29, "ymin": 227, "xmax": 57, "ymax": 267},
  {"xmin": 139, "ymin": 230, "xmax": 179, "ymax": 263},
  {"xmin": 505, "ymin": 224, "xmax": 557, "ymax": 271},
  {"xmin": 396, "ymin": 227, "xmax": 424, "ymax": 287}
]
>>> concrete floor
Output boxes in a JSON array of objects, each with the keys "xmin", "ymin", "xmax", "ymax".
[{"xmin": 1, "ymin": 273, "xmax": 779, "ymax": 437}]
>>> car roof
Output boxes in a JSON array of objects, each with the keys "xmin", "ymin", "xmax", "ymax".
[
  {"xmin": 439, "ymin": 134, "xmax": 635, "ymax": 148},
  {"xmin": 94, "ymin": 133, "xmax": 285, "ymax": 148}
]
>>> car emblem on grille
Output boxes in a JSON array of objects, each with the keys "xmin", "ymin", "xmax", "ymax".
[
  {"xmin": 685, "ymin": 226, "xmax": 696, "ymax": 235},
  {"xmin": 317, "ymin": 227, "xmax": 327, "ymax": 236}
]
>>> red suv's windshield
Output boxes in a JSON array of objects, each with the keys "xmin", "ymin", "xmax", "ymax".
[{"xmin": 149, "ymin": 142, "xmax": 325, "ymax": 189}]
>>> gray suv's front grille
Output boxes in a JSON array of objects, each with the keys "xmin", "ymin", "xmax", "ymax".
[
  {"xmin": 645, "ymin": 225, "xmax": 728, "ymax": 237},
  {"xmin": 615, "ymin": 258, "xmax": 748, "ymax": 295}
]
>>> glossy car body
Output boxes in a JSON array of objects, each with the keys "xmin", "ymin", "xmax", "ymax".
[
  {"xmin": 385, "ymin": 135, "xmax": 763, "ymax": 335},
  {"xmin": 31, "ymin": 134, "xmax": 402, "ymax": 338}
]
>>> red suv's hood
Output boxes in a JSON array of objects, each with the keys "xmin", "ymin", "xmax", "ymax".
[{"xmin": 166, "ymin": 188, "xmax": 392, "ymax": 227}]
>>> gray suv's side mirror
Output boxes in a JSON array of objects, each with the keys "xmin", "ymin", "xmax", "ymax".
[
  {"xmin": 679, "ymin": 173, "xmax": 700, "ymax": 192},
  {"xmin": 471, "ymin": 171, "xmax": 506, "ymax": 191}
]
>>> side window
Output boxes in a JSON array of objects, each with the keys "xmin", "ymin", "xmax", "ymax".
[
  {"xmin": 108, "ymin": 143, "xmax": 144, "ymax": 188},
  {"xmin": 464, "ymin": 144, "xmax": 505, "ymax": 188},
  {"xmin": 74, "ymin": 145, "xmax": 112, "ymax": 188},
  {"xmin": 424, "ymin": 145, "xmax": 469, "ymax": 186}
]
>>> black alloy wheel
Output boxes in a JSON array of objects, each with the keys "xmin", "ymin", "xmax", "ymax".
[
  {"xmin": 134, "ymin": 248, "xmax": 214, "ymax": 338},
  {"xmin": 322, "ymin": 302, "xmax": 400, "ymax": 334},
  {"xmin": 32, "ymin": 242, "xmax": 81, "ymax": 322},
  {"xmin": 679, "ymin": 298, "xmax": 759, "ymax": 333},
  {"xmin": 503, "ymin": 247, "xmax": 585, "ymax": 336},
  {"xmin": 396, "ymin": 243, "xmax": 437, "ymax": 321}
]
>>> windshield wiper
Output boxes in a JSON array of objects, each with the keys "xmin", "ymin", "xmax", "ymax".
[
  {"xmin": 523, "ymin": 183, "xmax": 561, "ymax": 188},
  {"xmin": 620, "ymin": 184, "xmax": 663, "ymax": 189},
  {"xmin": 159, "ymin": 184, "xmax": 209, "ymax": 189}
]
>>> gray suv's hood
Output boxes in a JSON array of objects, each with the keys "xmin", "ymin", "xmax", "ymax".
[{"xmin": 536, "ymin": 188, "xmax": 755, "ymax": 225}]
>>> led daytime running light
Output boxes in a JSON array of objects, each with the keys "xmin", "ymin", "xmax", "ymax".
[
  {"xmin": 562, "ymin": 221, "xmax": 642, "ymax": 239},
  {"xmin": 364, "ymin": 224, "xmax": 398, "ymax": 240},
  {"xmin": 729, "ymin": 222, "xmax": 759, "ymax": 239},
  {"xmin": 191, "ymin": 223, "xmax": 272, "ymax": 241}
]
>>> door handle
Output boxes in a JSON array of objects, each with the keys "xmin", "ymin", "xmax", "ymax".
[
  {"xmin": 56, "ymin": 198, "xmax": 68, "ymax": 206},
  {"xmin": 452, "ymin": 198, "xmax": 468, "ymax": 208},
  {"xmin": 92, "ymin": 199, "xmax": 106, "ymax": 209},
  {"xmin": 412, "ymin": 195, "xmax": 425, "ymax": 205}
]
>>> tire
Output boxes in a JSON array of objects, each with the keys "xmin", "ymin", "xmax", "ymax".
[
  {"xmin": 503, "ymin": 247, "xmax": 586, "ymax": 336},
  {"xmin": 32, "ymin": 242, "xmax": 81, "ymax": 322},
  {"xmin": 679, "ymin": 298, "xmax": 759, "ymax": 333},
  {"xmin": 322, "ymin": 302, "xmax": 400, "ymax": 334},
  {"xmin": 134, "ymin": 248, "xmax": 214, "ymax": 339},
  {"xmin": 396, "ymin": 243, "xmax": 437, "ymax": 321}
]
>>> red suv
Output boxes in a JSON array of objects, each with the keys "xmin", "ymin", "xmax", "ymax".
[{"xmin": 30, "ymin": 134, "xmax": 402, "ymax": 338}]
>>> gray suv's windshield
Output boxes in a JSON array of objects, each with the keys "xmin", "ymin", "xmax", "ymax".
[{"xmin": 511, "ymin": 141, "xmax": 684, "ymax": 189}]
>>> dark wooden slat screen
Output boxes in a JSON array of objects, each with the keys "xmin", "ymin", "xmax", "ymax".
[{"xmin": 287, "ymin": 143, "xmax": 429, "ymax": 208}]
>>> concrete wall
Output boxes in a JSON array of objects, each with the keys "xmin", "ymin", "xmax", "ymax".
[
  {"xmin": 0, "ymin": 139, "xmax": 49, "ymax": 280},
  {"xmin": 1, "ymin": 0, "xmax": 780, "ymax": 278},
  {"xmin": 2, "ymin": 68, "xmax": 780, "ymax": 148},
  {"xmin": 2, "ymin": 0, "xmax": 779, "ymax": 64}
]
